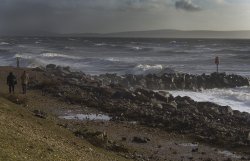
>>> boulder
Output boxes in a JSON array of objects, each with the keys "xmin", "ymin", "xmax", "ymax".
[
  {"xmin": 33, "ymin": 110, "xmax": 47, "ymax": 119},
  {"xmin": 112, "ymin": 90, "xmax": 135, "ymax": 100},
  {"xmin": 46, "ymin": 64, "xmax": 56, "ymax": 70},
  {"xmin": 169, "ymin": 101, "xmax": 178, "ymax": 109},
  {"xmin": 132, "ymin": 136, "xmax": 150, "ymax": 144},
  {"xmin": 63, "ymin": 66, "xmax": 71, "ymax": 72},
  {"xmin": 219, "ymin": 106, "xmax": 233, "ymax": 115},
  {"xmin": 32, "ymin": 66, "xmax": 46, "ymax": 72}
]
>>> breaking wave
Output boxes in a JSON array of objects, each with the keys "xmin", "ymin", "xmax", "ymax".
[
  {"xmin": 0, "ymin": 42, "xmax": 10, "ymax": 45},
  {"xmin": 40, "ymin": 53, "xmax": 81, "ymax": 59},
  {"xmin": 169, "ymin": 87, "xmax": 250, "ymax": 113},
  {"xmin": 128, "ymin": 64, "xmax": 175, "ymax": 75}
]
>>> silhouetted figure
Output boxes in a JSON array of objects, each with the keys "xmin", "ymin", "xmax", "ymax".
[
  {"xmin": 7, "ymin": 72, "xmax": 17, "ymax": 94},
  {"xmin": 215, "ymin": 56, "xmax": 220, "ymax": 73},
  {"xmin": 21, "ymin": 71, "xmax": 29, "ymax": 94}
]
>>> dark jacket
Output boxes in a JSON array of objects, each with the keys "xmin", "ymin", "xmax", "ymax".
[{"xmin": 7, "ymin": 74, "xmax": 17, "ymax": 85}]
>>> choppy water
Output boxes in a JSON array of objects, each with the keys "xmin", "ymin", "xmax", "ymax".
[
  {"xmin": 0, "ymin": 37, "xmax": 249, "ymax": 112},
  {"xmin": 0, "ymin": 37, "xmax": 250, "ymax": 76}
]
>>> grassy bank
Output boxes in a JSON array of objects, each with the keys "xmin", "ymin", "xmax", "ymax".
[{"xmin": 0, "ymin": 96, "xmax": 129, "ymax": 161}]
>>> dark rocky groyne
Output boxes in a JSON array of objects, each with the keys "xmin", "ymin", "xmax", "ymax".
[
  {"xmin": 97, "ymin": 72, "xmax": 249, "ymax": 90},
  {"xmin": 31, "ymin": 65, "xmax": 250, "ymax": 148},
  {"xmin": 38, "ymin": 64, "xmax": 250, "ymax": 90}
]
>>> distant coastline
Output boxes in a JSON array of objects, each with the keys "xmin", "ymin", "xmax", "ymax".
[
  {"xmin": 1, "ymin": 29, "xmax": 250, "ymax": 39},
  {"xmin": 67, "ymin": 29, "xmax": 250, "ymax": 39}
]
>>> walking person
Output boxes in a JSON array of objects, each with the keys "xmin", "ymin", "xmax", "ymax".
[
  {"xmin": 7, "ymin": 72, "xmax": 17, "ymax": 94},
  {"xmin": 21, "ymin": 71, "xmax": 29, "ymax": 94}
]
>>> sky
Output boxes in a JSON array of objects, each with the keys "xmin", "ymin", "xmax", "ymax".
[{"xmin": 0, "ymin": 0, "xmax": 250, "ymax": 34}]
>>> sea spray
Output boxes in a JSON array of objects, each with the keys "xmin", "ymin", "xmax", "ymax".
[{"xmin": 168, "ymin": 86, "xmax": 250, "ymax": 113}]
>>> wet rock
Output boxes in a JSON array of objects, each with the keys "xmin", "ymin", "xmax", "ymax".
[
  {"xmin": 112, "ymin": 90, "xmax": 135, "ymax": 100},
  {"xmin": 192, "ymin": 148, "xmax": 199, "ymax": 153},
  {"xmin": 204, "ymin": 158, "xmax": 213, "ymax": 161},
  {"xmin": 56, "ymin": 66, "xmax": 71, "ymax": 76},
  {"xmin": 248, "ymin": 132, "xmax": 250, "ymax": 141},
  {"xmin": 63, "ymin": 66, "xmax": 71, "ymax": 72},
  {"xmin": 219, "ymin": 106, "xmax": 233, "ymax": 115},
  {"xmin": 155, "ymin": 103, "xmax": 163, "ymax": 109},
  {"xmin": 32, "ymin": 66, "xmax": 46, "ymax": 72},
  {"xmin": 65, "ymin": 78, "xmax": 81, "ymax": 85},
  {"xmin": 46, "ymin": 64, "xmax": 56, "ymax": 70},
  {"xmin": 98, "ymin": 72, "xmax": 249, "ymax": 90},
  {"xmin": 33, "ymin": 68, "xmax": 250, "ymax": 148},
  {"xmin": 169, "ymin": 101, "xmax": 178, "ymax": 109},
  {"xmin": 33, "ymin": 110, "xmax": 47, "ymax": 119},
  {"xmin": 241, "ymin": 156, "xmax": 250, "ymax": 160},
  {"xmin": 132, "ymin": 136, "xmax": 150, "ymax": 144}
]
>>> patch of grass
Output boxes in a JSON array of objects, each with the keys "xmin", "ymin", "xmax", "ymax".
[
  {"xmin": 0, "ymin": 97, "xmax": 130, "ymax": 161},
  {"xmin": 6, "ymin": 94, "xmax": 28, "ymax": 105}
]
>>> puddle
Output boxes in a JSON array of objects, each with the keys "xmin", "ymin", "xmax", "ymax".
[
  {"xmin": 59, "ymin": 114, "xmax": 111, "ymax": 121},
  {"xmin": 218, "ymin": 150, "xmax": 242, "ymax": 159},
  {"xmin": 179, "ymin": 143, "xmax": 199, "ymax": 147}
]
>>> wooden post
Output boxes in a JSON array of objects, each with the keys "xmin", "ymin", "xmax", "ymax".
[
  {"xmin": 215, "ymin": 56, "xmax": 220, "ymax": 73},
  {"xmin": 16, "ymin": 57, "xmax": 20, "ymax": 68}
]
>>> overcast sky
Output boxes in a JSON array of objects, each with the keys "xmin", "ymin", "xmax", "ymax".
[{"xmin": 0, "ymin": 0, "xmax": 250, "ymax": 34}]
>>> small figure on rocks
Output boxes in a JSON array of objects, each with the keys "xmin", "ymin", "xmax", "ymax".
[
  {"xmin": 21, "ymin": 71, "xmax": 29, "ymax": 94},
  {"xmin": 7, "ymin": 72, "xmax": 17, "ymax": 94}
]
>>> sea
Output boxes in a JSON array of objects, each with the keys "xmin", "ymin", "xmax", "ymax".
[{"xmin": 0, "ymin": 37, "xmax": 249, "ymax": 113}]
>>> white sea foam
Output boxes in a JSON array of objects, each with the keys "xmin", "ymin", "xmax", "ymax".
[
  {"xmin": 136, "ymin": 64, "xmax": 163, "ymax": 71},
  {"xmin": 131, "ymin": 46, "xmax": 143, "ymax": 50},
  {"xmin": 13, "ymin": 53, "xmax": 33, "ymax": 59},
  {"xmin": 168, "ymin": 87, "xmax": 250, "ymax": 113},
  {"xmin": 105, "ymin": 57, "xmax": 120, "ymax": 62},
  {"xmin": 40, "ymin": 53, "xmax": 81, "ymax": 59},
  {"xmin": 94, "ymin": 43, "xmax": 107, "ymax": 46},
  {"xmin": 131, "ymin": 64, "xmax": 163, "ymax": 75},
  {"xmin": 0, "ymin": 42, "xmax": 9, "ymax": 45}
]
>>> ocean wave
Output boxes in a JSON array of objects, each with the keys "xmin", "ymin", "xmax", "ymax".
[
  {"xmin": 0, "ymin": 42, "xmax": 10, "ymax": 45},
  {"xmin": 131, "ymin": 46, "xmax": 143, "ymax": 50},
  {"xmin": 136, "ymin": 64, "xmax": 163, "ymax": 70},
  {"xmin": 129, "ymin": 46, "xmax": 154, "ymax": 52},
  {"xmin": 169, "ymin": 41, "xmax": 177, "ymax": 44},
  {"xmin": 94, "ymin": 43, "xmax": 107, "ymax": 46},
  {"xmin": 129, "ymin": 64, "xmax": 167, "ymax": 75},
  {"xmin": 40, "ymin": 53, "xmax": 81, "ymax": 60},
  {"xmin": 168, "ymin": 87, "xmax": 250, "ymax": 113},
  {"xmin": 13, "ymin": 53, "xmax": 33, "ymax": 59},
  {"xmin": 105, "ymin": 57, "xmax": 120, "ymax": 62}
]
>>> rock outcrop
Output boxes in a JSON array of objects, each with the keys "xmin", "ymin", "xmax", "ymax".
[
  {"xmin": 98, "ymin": 72, "xmax": 249, "ymax": 90},
  {"xmin": 31, "ymin": 64, "xmax": 250, "ymax": 147}
]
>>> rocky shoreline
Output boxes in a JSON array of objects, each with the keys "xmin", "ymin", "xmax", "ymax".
[
  {"xmin": 30, "ymin": 64, "xmax": 250, "ymax": 151},
  {"xmin": 37, "ymin": 64, "xmax": 250, "ymax": 91},
  {"xmin": 97, "ymin": 72, "xmax": 250, "ymax": 90}
]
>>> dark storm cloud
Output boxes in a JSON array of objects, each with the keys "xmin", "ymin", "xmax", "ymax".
[
  {"xmin": 175, "ymin": 0, "xmax": 201, "ymax": 12},
  {"xmin": 0, "ymin": 0, "xmax": 171, "ymax": 34},
  {"xmin": 1, "ymin": 0, "xmax": 245, "ymax": 34},
  {"xmin": 0, "ymin": 0, "xmax": 65, "ymax": 34}
]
